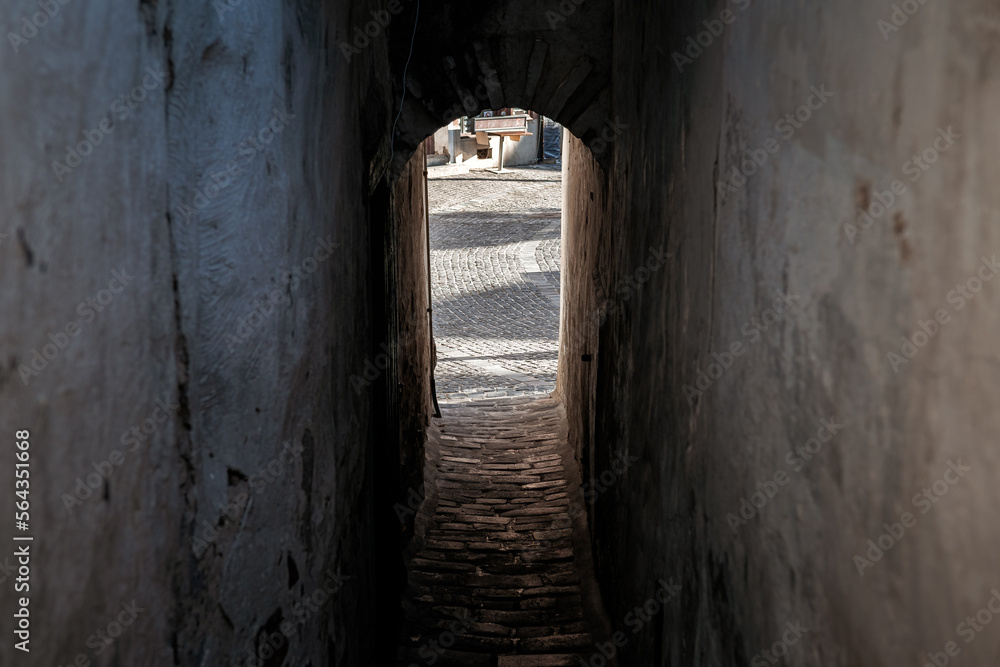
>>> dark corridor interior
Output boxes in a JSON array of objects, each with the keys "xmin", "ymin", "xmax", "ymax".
[{"xmin": 2, "ymin": 0, "xmax": 998, "ymax": 665}]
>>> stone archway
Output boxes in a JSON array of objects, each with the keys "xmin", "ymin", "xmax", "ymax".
[{"xmin": 382, "ymin": 0, "xmax": 614, "ymax": 174}]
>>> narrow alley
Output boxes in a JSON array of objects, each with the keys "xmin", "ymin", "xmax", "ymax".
[
  {"xmin": 398, "ymin": 165, "xmax": 611, "ymax": 664},
  {"xmin": 398, "ymin": 396, "xmax": 608, "ymax": 666},
  {"xmin": 5, "ymin": 1, "xmax": 1000, "ymax": 665}
]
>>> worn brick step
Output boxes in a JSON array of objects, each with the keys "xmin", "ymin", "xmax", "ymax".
[
  {"xmin": 477, "ymin": 607, "xmax": 583, "ymax": 625},
  {"xmin": 463, "ymin": 573, "xmax": 547, "ymax": 588},
  {"xmin": 410, "ymin": 557, "xmax": 477, "ymax": 572},
  {"xmin": 496, "ymin": 655, "xmax": 582, "ymax": 666},
  {"xmin": 502, "ymin": 506, "xmax": 569, "ymax": 518},
  {"xmin": 491, "ymin": 475, "xmax": 547, "ymax": 484},
  {"xmin": 519, "ymin": 634, "xmax": 593, "ymax": 653},
  {"xmin": 523, "ymin": 480, "xmax": 566, "ymax": 490},
  {"xmin": 397, "ymin": 648, "xmax": 493, "ymax": 666},
  {"xmin": 479, "ymin": 462, "xmax": 533, "ymax": 470},
  {"xmin": 425, "ymin": 635, "xmax": 513, "ymax": 653},
  {"xmin": 440, "ymin": 472, "xmax": 492, "ymax": 483},
  {"xmin": 473, "ymin": 523, "xmax": 517, "ymax": 532},
  {"xmin": 522, "ymin": 583, "xmax": 580, "ymax": 596},
  {"xmin": 452, "ymin": 514, "xmax": 513, "ymax": 524},
  {"xmin": 532, "ymin": 528, "xmax": 573, "ymax": 540},
  {"xmin": 516, "ymin": 552, "xmax": 575, "ymax": 565},
  {"xmin": 411, "ymin": 571, "xmax": 476, "ymax": 586},
  {"xmin": 522, "ymin": 453, "xmax": 562, "ymax": 463},
  {"xmin": 512, "ymin": 621, "xmax": 593, "ymax": 638},
  {"xmin": 431, "ymin": 528, "xmax": 504, "ymax": 540},
  {"xmin": 423, "ymin": 540, "xmax": 467, "ymax": 550},
  {"xmin": 481, "ymin": 560, "xmax": 576, "ymax": 575},
  {"xmin": 515, "ymin": 515, "xmax": 570, "ymax": 526},
  {"xmin": 451, "ymin": 470, "xmax": 541, "ymax": 480},
  {"xmin": 530, "ymin": 464, "xmax": 565, "ymax": 474}
]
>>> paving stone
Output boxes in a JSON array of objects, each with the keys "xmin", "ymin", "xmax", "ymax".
[
  {"xmin": 399, "ymin": 171, "xmax": 610, "ymax": 664},
  {"xmin": 428, "ymin": 167, "xmax": 561, "ymax": 405},
  {"xmin": 397, "ymin": 396, "xmax": 604, "ymax": 664}
]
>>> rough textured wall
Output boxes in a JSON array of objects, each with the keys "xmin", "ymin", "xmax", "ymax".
[
  {"xmin": 390, "ymin": 144, "xmax": 432, "ymax": 546},
  {"xmin": 562, "ymin": 0, "xmax": 1000, "ymax": 665},
  {"xmin": 557, "ymin": 133, "xmax": 610, "ymax": 491},
  {"xmin": 0, "ymin": 0, "xmax": 400, "ymax": 663}
]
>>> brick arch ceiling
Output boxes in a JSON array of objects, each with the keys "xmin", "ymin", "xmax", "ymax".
[{"xmin": 384, "ymin": 0, "xmax": 613, "ymax": 174}]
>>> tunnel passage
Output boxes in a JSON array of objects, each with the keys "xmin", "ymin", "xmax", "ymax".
[
  {"xmin": 369, "ymin": 4, "xmax": 618, "ymax": 658},
  {"xmin": 391, "ymin": 137, "xmax": 619, "ymax": 662}
]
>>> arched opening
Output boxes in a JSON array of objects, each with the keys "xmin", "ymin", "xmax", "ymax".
[
  {"xmin": 383, "ymin": 94, "xmax": 621, "ymax": 660},
  {"xmin": 357, "ymin": 4, "xmax": 622, "ymax": 662}
]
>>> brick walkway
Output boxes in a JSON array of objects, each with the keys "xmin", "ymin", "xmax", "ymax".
[
  {"xmin": 428, "ymin": 166, "xmax": 562, "ymax": 407},
  {"xmin": 398, "ymin": 396, "xmax": 610, "ymax": 666},
  {"xmin": 398, "ymin": 167, "xmax": 611, "ymax": 666}
]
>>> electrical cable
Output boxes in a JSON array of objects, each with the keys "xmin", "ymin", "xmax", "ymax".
[{"xmin": 388, "ymin": 0, "xmax": 421, "ymax": 171}]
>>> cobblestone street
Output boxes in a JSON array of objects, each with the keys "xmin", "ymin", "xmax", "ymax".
[{"xmin": 428, "ymin": 165, "xmax": 562, "ymax": 407}]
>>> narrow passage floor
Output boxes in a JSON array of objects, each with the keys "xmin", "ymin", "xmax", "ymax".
[{"xmin": 397, "ymin": 396, "xmax": 611, "ymax": 666}]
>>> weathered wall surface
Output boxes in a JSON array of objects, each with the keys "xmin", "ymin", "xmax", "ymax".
[
  {"xmin": 389, "ymin": 144, "xmax": 432, "ymax": 547},
  {"xmin": 558, "ymin": 0, "xmax": 1000, "ymax": 664},
  {"xmin": 0, "ymin": 0, "xmax": 404, "ymax": 663},
  {"xmin": 557, "ymin": 133, "xmax": 609, "ymax": 488}
]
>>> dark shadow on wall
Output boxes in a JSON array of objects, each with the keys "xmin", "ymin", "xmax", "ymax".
[{"xmin": 366, "ymin": 144, "xmax": 434, "ymax": 665}]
